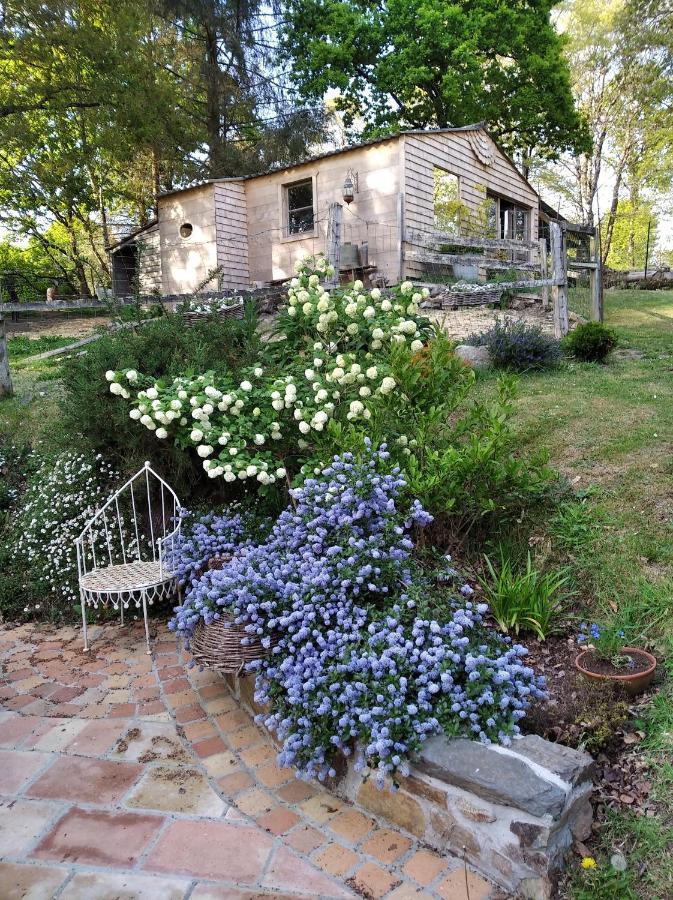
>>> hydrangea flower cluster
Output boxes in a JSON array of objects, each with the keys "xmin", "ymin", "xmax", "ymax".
[
  {"xmin": 169, "ymin": 444, "xmax": 545, "ymax": 781},
  {"xmin": 282, "ymin": 255, "xmax": 431, "ymax": 353},
  {"xmin": 105, "ymin": 257, "xmax": 434, "ymax": 487},
  {"xmin": 13, "ymin": 451, "xmax": 119, "ymax": 605}
]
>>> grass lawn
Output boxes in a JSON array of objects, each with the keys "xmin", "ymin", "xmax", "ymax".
[{"xmin": 479, "ymin": 290, "xmax": 673, "ymax": 899}]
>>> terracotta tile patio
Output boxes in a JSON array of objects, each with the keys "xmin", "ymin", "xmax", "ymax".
[{"xmin": 0, "ymin": 620, "xmax": 498, "ymax": 899}]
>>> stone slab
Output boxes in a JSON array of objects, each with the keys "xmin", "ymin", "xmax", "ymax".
[
  {"xmin": 416, "ymin": 738, "xmax": 567, "ymax": 818},
  {"xmin": 512, "ymin": 735, "xmax": 594, "ymax": 786}
]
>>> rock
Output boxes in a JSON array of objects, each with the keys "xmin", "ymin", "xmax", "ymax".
[
  {"xmin": 397, "ymin": 773, "xmax": 447, "ymax": 807},
  {"xmin": 454, "ymin": 344, "xmax": 492, "ymax": 369},
  {"xmin": 511, "ymin": 821, "xmax": 552, "ymax": 850},
  {"xmin": 457, "ymin": 799, "xmax": 496, "ymax": 824},
  {"xmin": 417, "ymin": 738, "xmax": 568, "ymax": 818},
  {"xmin": 611, "ymin": 852, "xmax": 627, "ymax": 872},
  {"xmin": 430, "ymin": 810, "xmax": 480, "ymax": 856},
  {"xmin": 511, "ymin": 735, "xmax": 594, "ymax": 787},
  {"xmin": 357, "ymin": 779, "xmax": 426, "ymax": 837}
]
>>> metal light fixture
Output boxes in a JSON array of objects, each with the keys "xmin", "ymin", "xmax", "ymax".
[{"xmin": 342, "ymin": 169, "xmax": 358, "ymax": 204}]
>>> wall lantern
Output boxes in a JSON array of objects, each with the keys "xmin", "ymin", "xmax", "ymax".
[{"xmin": 342, "ymin": 170, "xmax": 359, "ymax": 204}]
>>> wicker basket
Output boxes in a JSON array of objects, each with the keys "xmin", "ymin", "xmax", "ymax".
[
  {"xmin": 190, "ymin": 615, "xmax": 272, "ymax": 674},
  {"xmin": 183, "ymin": 302, "xmax": 244, "ymax": 327},
  {"xmin": 444, "ymin": 286, "xmax": 504, "ymax": 308}
]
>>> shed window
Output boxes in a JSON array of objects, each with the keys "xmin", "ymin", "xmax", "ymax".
[
  {"xmin": 433, "ymin": 168, "xmax": 460, "ymax": 234},
  {"xmin": 179, "ymin": 223, "xmax": 193, "ymax": 238},
  {"xmin": 285, "ymin": 179, "xmax": 314, "ymax": 235},
  {"xmin": 499, "ymin": 200, "xmax": 530, "ymax": 241}
]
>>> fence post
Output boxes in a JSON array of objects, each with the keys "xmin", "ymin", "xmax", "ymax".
[
  {"xmin": 0, "ymin": 314, "xmax": 12, "ymax": 398},
  {"xmin": 326, "ymin": 202, "xmax": 342, "ymax": 286},
  {"xmin": 539, "ymin": 237, "xmax": 549, "ymax": 309},
  {"xmin": 590, "ymin": 227, "xmax": 604, "ymax": 323},
  {"xmin": 550, "ymin": 222, "xmax": 569, "ymax": 338}
]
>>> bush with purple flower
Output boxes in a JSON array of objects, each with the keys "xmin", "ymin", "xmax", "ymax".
[{"xmin": 169, "ymin": 443, "xmax": 545, "ymax": 781}]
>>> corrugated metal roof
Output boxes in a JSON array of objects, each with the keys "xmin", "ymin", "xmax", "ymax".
[{"xmin": 156, "ymin": 125, "xmax": 488, "ymax": 200}]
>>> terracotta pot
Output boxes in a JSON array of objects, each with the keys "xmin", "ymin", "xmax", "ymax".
[{"xmin": 575, "ymin": 647, "xmax": 657, "ymax": 696}]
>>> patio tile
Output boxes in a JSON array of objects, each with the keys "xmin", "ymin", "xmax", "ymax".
[
  {"xmin": 145, "ymin": 819, "xmax": 273, "ymax": 882},
  {"xmin": 190, "ymin": 887, "xmax": 303, "ymax": 900},
  {"xmin": 351, "ymin": 862, "xmax": 400, "ymax": 899},
  {"xmin": 175, "ymin": 703, "xmax": 206, "ymax": 723},
  {"xmin": 0, "ymin": 798, "xmax": 61, "ymax": 856},
  {"xmin": 277, "ymin": 780, "xmax": 319, "ymax": 804},
  {"xmin": 26, "ymin": 718, "xmax": 89, "ymax": 752},
  {"xmin": 63, "ymin": 719, "xmax": 128, "ymax": 756},
  {"xmin": 0, "ymin": 749, "xmax": 50, "ymax": 793},
  {"xmin": 59, "ymin": 871, "xmax": 189, "ymax": 899},
  {"xmin": 361, "ymin": 828, "xmax": 413, "ymax": 864},
  {"xmin": 26, "ymin": 756, "xmax": 143, "ymax": 804},
  {"xmin": 283, "ymin": 824, "xmax": 326, "ymax": 854},
  {"xmin": 0, "ymin": 861, "xmax": 68, "ymax": 900},
  {"xmin": 262, "ymin": 846, "xmax": 354, "ymax": 898},
  {"xmin": 217, "ymin": 771, "xmax": 254, "ymax": 797},
  {"xmin": 436, "ymin": 868, "xmax": 494, "ymax": 899},
  {"xmin": 126, "ymin": 765, "xmax": 226, "ymax": 816},
  {"xmin": 183, "ymin": 720, "xmax": 217, "ymax": 742},
  {"xmin": 112, "ymin": 722, "xmax": 190, "ymax": 764},
  {"xmin": 202, "ymin": 751, "xmax": 240, "ymax": 777},
  {"xmin": 192, "ymin": 735, "xmax": 227, "ymax": 757},
  {"xmin": 235, "ymin": 788, "xmax": 277, "ymax": 817},
  {"xmin": 32, "ymin": 807, "xmax": 164, "ymax": 868},
  {"xmin": 0, "ymin": 714, "xmax": 46, "ymax": 747},
  {"xmin": 330, "ymin": 809, "xmax": 376, "ymax": 843},
  {"xmin": 403, "ymin": 848, "xmax": 450, "ymax": 886},
  {"xmin": 314, "ymin": 843, "xmax": 360, "ymax": 877},
  {"xmin": 257, "ymin": 806, "xmax": 300, "ymax": 835}
]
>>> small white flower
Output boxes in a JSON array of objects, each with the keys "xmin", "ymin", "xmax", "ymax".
[
  {"xmin": 126, "ymin": 369, "xmax": 138, "ymax": 382},
  {"xmin": 156, "ymin": 427, "xmax": 168, "ymax": 439},
  {"xmin": 401, "ymin": 281, "xmax": 413, "ymax": 294},
  {"xmin": 146, "ymin": 387, "xmax": 158, "ymax": 399},
  {"xmin": 363, "ymin": 306, "xmax": 375, "ymax": 319},
  {"xmin": 411, "ymin": 339, "xmax": 423, "ymax": 352},
  {"xmin": 254, "ymin": 367, "xmax": 264, "ymax": 377},
  {"xmin": 240, "ymin": 380, "xmax": 252, "ymax": 391},
  {"xmin": 380, "ymin": 376, "xmax": 396, "ymax": 394},
  {"xmin": 129, "ymin": 409, "xmax": 141, "ymax": 420},
  {"xmin": 190, "ymin": 429, "xmax": 204, "ymax": 442},
  {"xmin": 276, "ymin": 467, "xmax": 286, "ymax": 478},
  {"xmin": 197, "ymin": 445, "xmax": 213, "ymax": 458},
  {"xmin": 105, "ymin": 370, "xmax": 116, "ymax": 381},
  {"xmin": 353, "ymin": 279, "xmax": 363, "ymax": 291},
  {"xmin": 298, "ymin": 421, "xmax": 310, "ymax": 434},
  {"xmin": 109, "ymin": 382, "xmax": 123, "ymax": 395}
]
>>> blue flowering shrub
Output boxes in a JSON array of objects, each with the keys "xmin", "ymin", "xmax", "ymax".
[
  {"xmin": 468, "ymin": 318, "xmax": 561, "ymax": 371},
  {"xmin": 169, "ymin": 444, "xmax": 546, "ymax": 783}
]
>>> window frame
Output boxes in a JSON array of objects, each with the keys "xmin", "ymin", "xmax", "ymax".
[
  {"xmin": 280, "ymin": 175, "xmax": 317, "ymax": 241},
  {"xmin": 432, "ymin": 166, "xmax": 461, "ymax": 234}
]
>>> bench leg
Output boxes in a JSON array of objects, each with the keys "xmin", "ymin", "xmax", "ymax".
[
  {"xmin": 142, "ymin": 593, "xmax": 151, "ymax": 655},
  {"xmin": 81, "ymin": 596, "xmax": 89, "ymax": 652},
  {"xmin": 120, "ymin": 598, "xmax": 124, "ymax": 627}
]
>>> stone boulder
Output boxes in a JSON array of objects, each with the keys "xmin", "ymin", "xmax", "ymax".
[{"xmin": 454, "ymin": 344, "xmax": 491, "ymax": 369}]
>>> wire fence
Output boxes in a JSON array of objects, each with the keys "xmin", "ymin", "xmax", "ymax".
[{"xmin": 567, "ymin": 270, "xmax": 592, "ymax": 321}]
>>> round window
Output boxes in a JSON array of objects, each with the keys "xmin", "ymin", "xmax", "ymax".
[{"xmin": 179, "ymin": 223, "xmax": 193, "ymax": 238}]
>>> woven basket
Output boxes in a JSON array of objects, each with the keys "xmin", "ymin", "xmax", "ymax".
[
  {"xmin": 190, "ymin": 615, "xmax": 272, "ymax": 674},
  {"xmin": 183, "ymin": 303, "xmax": 244, "ymax": 327},
  {"xmin": 444, "ymin": 286, "xmax": 503, "ymax": 308}
]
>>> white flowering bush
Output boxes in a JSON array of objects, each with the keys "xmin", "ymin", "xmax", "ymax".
[
  {"xmin": 181, "ymin": 296, "xmax": 244, "ymax": 314},
  {"xmin": 278, "ymin": 255, "xmax": 432, "ymax": 354},
  {"xmin": 104, "ymin": 257, "xmax": 432, "ymax": 487},
  {"xmin": 13, "ymin": 452, "xmax": 119, "ymax": 612}
]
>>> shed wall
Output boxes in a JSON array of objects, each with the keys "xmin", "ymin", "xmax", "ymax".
[
  {"xmin": 214, "ymin": 181, "xmax": 249, "ymax": 290},
  {"xmin": 401, "ymin": 131, "xmax": 539, "ymax": 277},
  {"xmin": 158, "ymin": 184, "xmax": 218, "ymax": 295},
  {"xmin": 244, "ymin": 140, "xmax": 402, "ymax": 284}
]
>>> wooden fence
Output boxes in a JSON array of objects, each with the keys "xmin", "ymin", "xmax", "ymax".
[{"xmin": 402, "ymin": 221, "xmax": 603, "ymax": 337}]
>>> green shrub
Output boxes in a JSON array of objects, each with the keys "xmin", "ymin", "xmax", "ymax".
[
  {"xmin": 468, "ymin": 318, "xmax": 561, "ymax": 370},
  {"xmin": 58, "ymin": 310, "xmax": 264, "ymax": 496},
  {"xmin": 477, "ymin": 550, "xmax": 570, "ymax": 639},
  {"xmin": 563, "ymin": 321, "xmax": 618, "ymax": 362}
]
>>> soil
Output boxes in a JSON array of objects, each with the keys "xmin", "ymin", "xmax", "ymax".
[
  {"xmin": 579, "ymin": 649, "xmax": 652, "ymax": 677},
  {"xmin": 6, "ymin": 313, "xmax": 111, "ymax": 339}
]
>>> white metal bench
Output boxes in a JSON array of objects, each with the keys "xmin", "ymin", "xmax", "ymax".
[{"xmin": 76, "ymin": 462, "xmax": 181, "ymax": 654}]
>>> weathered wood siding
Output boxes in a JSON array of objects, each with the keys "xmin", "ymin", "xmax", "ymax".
[
  {"xmin": 401, "ymin": 131, "xmax": 539, "ymax": 278},
  {"xmin": 136, "ymin": 223, "xmax": 161, "ymax": 294},
  {"xmin": 244, "ymin": 140, "xmax": 402, "ymax": 284},
  {"xmin": 158, "ymin": 184, "xmax": 218, "ymax": 295},
  {"xmin": 214, "ymin": 181, "xmax": 249, "ymax": 290}
]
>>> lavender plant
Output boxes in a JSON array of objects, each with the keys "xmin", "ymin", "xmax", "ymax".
[{"xmin": 170, "ymin": 444, "xmax": 545, "ymax": 782}]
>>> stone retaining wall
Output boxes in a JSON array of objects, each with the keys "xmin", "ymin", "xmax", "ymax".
[{"xmin": 223, "ymin": 674, "xmax": 594, "ymax": 900}]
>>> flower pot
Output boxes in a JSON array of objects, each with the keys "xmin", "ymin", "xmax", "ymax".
[{"xmin": 575, "ymin": 647, "xmax": 657, "ymax": 696}]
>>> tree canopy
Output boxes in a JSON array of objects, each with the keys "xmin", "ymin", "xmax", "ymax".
[{"xmin": 281, "ymin": 0, "xmax": 589, "ymax": 158}]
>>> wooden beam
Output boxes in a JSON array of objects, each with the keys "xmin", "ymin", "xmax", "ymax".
[
  {"xmin": 539, "ymin": 237, "xmax": 549, "ymax": 309},
  {"xmin": 550, "ymin": 222, "xmax": 569, "ymax": 338},
  {"xmin": 403, "ymin": 249, "xmax": 539, "ymax": 272},
  {"xmin": 0, "ymin": 300, "xmax": 108, "ymax": 313},
  {"xmin": 405, "ymin": 229, "xmax": 538, "ymax": 252},
  {"xmin": 590, "ymin": 228, "xmax": 604, "ymax": 322}
]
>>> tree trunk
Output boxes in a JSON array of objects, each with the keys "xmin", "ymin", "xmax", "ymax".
[
  {"xmin": 0, "ymin": 315, "xmax": 13, "ymax": 398},
  {"xmin": 204, "ymin": 24, "xmax": 225, "ymax": 177}
]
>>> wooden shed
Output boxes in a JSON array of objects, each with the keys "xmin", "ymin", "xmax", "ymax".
[{"xmin": 110, "ymin": 126, "xmax": 540, "ymax": 296}]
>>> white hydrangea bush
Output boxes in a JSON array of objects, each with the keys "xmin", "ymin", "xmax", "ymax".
[
  {"xmin": 14, "ymin": 452, "xmax": 120, "ymax": 608},
  {"xmin": 282, "ymin": 255, "xmax": 430, "ymax": 353},
  {"xmin": 105, "ymin": 256, "xmax": 432, "ymax": 486}
]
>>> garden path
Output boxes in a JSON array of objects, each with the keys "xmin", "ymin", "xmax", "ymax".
[{"xmin": 0, "ymin": 621, "xmax": 497, "ymax": 900}]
